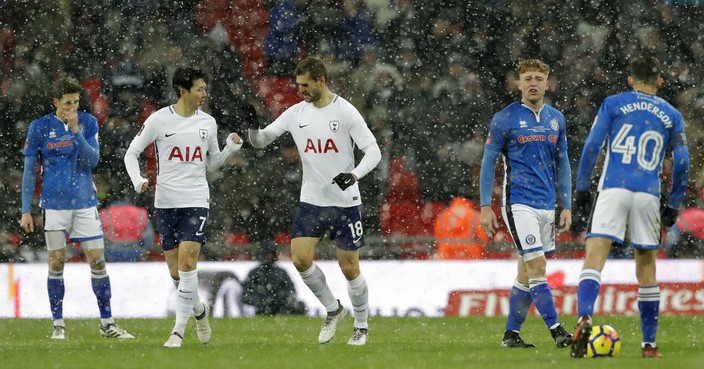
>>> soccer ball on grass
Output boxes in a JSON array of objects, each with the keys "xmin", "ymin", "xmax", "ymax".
[{"xmin": 587, "ymin": 324, "xmax": 621, "ymax": 358}]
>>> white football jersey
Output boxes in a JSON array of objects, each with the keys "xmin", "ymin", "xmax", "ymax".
[
  {"xmin": 262, "ymin": 95, "xmax": 376, "ymax": 207},
  {"xmin": 125, "ymin": 106, "xmax": 221, "ymax": 209}
]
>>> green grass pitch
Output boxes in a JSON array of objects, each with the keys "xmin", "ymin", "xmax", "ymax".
[{"xmin": 1, "ymin": 316, "xmax": 702, "ymax": 369}]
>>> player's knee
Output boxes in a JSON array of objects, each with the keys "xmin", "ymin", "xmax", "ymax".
[
  {"xmin": 523, "ymin": 254, "xmax": 547, "ymax": 277},
  {"xmin": 89, "ymin": 256, "xmax": 106, "ymax": 269},
  {"xmin": 178, "ymin": 258, "xmax": 198, "ymax": 271},
  {"xmin": 48, "ymin": 255, "xmax": 65, "ymax": 271},
  {"xmin": 339, "ymin": 264, "xmax": 360, "ymax": 280},
  {"xmin": 292, "ymin": 257, "xmax": 312, "ymax": 272}
]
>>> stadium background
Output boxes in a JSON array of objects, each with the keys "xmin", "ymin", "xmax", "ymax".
[{"xmin": 1, "ymin": 0, "xmax": 704, "ymax": 263}]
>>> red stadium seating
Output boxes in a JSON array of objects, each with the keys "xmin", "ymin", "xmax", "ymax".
[
  {"xmin": 386, "ymin": 156, "xmax": 421, "ymax": 203},
  {"xmin": 239, "ymin": 44, "xmax": 266, "ymax": 80},
  {"xmin": 91, "ymin": 93, "xmax": 109, "ymax": 125},
  {"xmin": 255, "ymin": 76, "xmax": 302, "ymax": 117},
  {"xmin": 223, "ymin": 231, "xmax": 252, "ymax": 261},
  {"xmin": 380, "ymin": 201, "xmax": 433, "ymax": 259},
  {"xmin": 195, "ymin": 0, "xmax": 231, "ymax": 34},
  {"xmin": 419, "ymin": 201, "xmax": 447, "ymax": 236},
  {"xmin": 273, "ymin": 232, "xmax": 291, "ymax": 247},
  {"xmin": 80, "ymin": 77, "xmax": 102, "ymax": 103},
  {"xmin": 231, "ymin": 0, "xmax": 264, "ymax": 8}
]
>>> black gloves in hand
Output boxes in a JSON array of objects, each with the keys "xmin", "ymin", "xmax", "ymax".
[
  {"xmin": 332, "ymin": 173, "xmax": 356, "ymax": 191},
  {"xmin": 242, "ymin": 102, "xmax": 259, "ymax": 130},
  {"xmin": 573, "ymin": 190, "xmax": 592, "ymax": 222},
  {"xmin": 661, "ymin": 206, "xmax": 679, "ymax": 228}
]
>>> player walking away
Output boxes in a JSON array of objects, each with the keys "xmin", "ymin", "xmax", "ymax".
[
  {"xmin": 479, "ymin": 59, "xmax": 573, "ymax": 349},
  {"xmin": 570, "ymin": 56, "xmax": 689, "ymax": 359},
  {"xmin": 248, "ymin": 57, "xmax": 381, "ymax": 346},
  {"xmin": 124, "ymin": 67, "xmax": 243, "ymax": 348},
  {"xmin": 20, "ymin": 77, "xmax": 134, "ymax": 340}
]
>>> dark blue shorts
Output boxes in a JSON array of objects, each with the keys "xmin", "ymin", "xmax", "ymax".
[
  {"xmin": 291, "ymin": 202, "xmax": 365, "ymax": 251},
  {"xmin": 155, "ymin": 207, "xmax": 209, "ymax": 251}
]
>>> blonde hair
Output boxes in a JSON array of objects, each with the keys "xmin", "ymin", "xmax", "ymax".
[{"xmin": 518, "ymin": 59, "xmax": 549, "ymax": 77}]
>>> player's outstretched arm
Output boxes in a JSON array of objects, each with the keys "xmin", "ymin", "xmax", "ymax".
[{"xmin": 206, "ymin": 133, "xmax": 243, "ymax": 169}]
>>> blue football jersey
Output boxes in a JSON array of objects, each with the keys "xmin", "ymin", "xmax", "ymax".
[
  {"xmin": 576, "ymin": 90, "xmax": 686, "ymax": 197},
  {"xmin": 485, "ymin": 102, "xmax": 569, "ymax": 209},
  {"xmin": 23, "ymin": 112, "xmax": 100, "ymax": 210}
]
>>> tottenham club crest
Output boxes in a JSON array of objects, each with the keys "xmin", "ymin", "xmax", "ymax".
[
  {"xmin": 550, "ymin": 118, "xmax": 559, "ymax": 131},
  {"xmin": 329, "ymin": 120, "xmax": 339, "ymax": 133},
  {"xmin": 199, "ymin": 128, "xmax": 208, "ymax": 141}
]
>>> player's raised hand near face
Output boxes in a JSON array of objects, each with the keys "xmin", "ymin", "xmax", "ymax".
[
  {"xmin": 20, "ymin": 213, "xmax": 34, "ymax": 233},
  {"xmin": 64, "ymin": 109, "xmax": 79, "ymax": 133},
  {"xmin": 557, "ymin": 208, "xmax": 572, "ymax": 233},
  {"xmin": 480, "ymin": 206, "xmax": 499, "ymax": 237}
]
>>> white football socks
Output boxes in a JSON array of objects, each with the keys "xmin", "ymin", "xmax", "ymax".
[
  {"xmin": 299, "ymin": 264, "xmax": 338, "ymax": 312},
  {"xmin": 172, "ymin": 276, "xmax": 205, "ymax": 317},
  {"xmin": 347, "ymin": 274, "xmax": 369, "ymax": 329},
  {"xmin": 173, "ymin": 270, "xmax": 199, "ymax": 336}
]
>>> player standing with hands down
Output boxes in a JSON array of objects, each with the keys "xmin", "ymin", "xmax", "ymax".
[
  {"xmin": 570, "ymin": 56, "xmax": 689, "ymax": 359},
  {"xmin": 479, "ymin": 59, "xmax": 573, "ymax": 349},
  {"xmin": 124, "ymin": 67, "xmax": 243, "ymax": 347},
  {"xmin": 248, "ymin": 57, "xmax": 381, "ymax": 346},
  {"xmin": 20, "ymin": 77, "xmax": 134, "ymax": 340}
]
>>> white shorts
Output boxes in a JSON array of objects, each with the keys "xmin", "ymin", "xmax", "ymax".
[
  {"xmin": 587, "ymin": 188, "xmax": 660, "ymax": 249},
  {"xmin": 44, "ymin": 207, "xmax": 104, "ymax": 249},
  {"xmin": 502, "ymin": 204, "xmax": 556, "ymax": 261}
]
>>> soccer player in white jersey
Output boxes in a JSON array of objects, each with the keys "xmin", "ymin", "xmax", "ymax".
[
  {"xmin": 570, "ymin": 56, "xmax": 689, "ymax": 359},
  {"xmin": 249, "ymin": 57, "xmax": 381, "ymax": 346},
  {"xmin": 479, "ymin": 59, "xmax": 573, "ymax": 348},
  {"xmin": 124, "ymin": 67, "xmax": 243, "ymax": 348},
  {"xmin": 20, "ymin": 77, "xmax": 134, "ymax": 340}
]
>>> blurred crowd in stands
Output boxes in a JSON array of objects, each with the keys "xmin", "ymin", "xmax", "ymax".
[{"xmin": 2, "ymin": 0, "xmax": 704, "ymax": 262}]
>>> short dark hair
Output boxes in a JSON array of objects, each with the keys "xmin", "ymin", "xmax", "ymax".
[
  {"xmin": 172, "ymin": 67, "xmax": 209, "ymax": 97},
  {"xmin": 51, "ymin": 77, "xmax": 82, "ymax": 99},
  {"xmin": 630, "ymin": 56, "xmax": 662, "ymax": 85},
  {"xmin": 295, "ymin": 57, "xmax": 328, "ymax": 82}
]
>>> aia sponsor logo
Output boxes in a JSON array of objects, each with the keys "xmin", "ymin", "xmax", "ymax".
[
  {"xmin": 168, "ymin": 146, "xmax": 204, "ymax": 161},
  {"xmin": 304, "ymin": 138, "xmax": 339, "ymax": 154}
]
